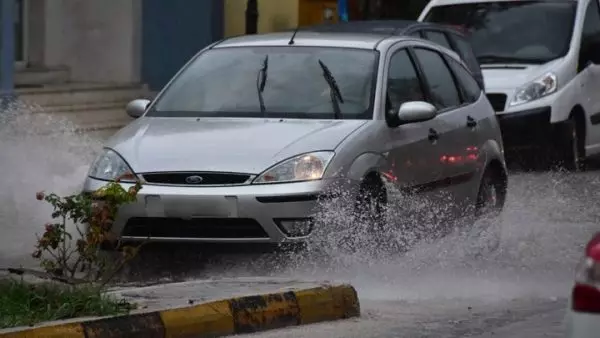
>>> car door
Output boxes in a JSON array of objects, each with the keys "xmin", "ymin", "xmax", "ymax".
[
  {"xmin": 382, "ymin": 46, "xmax": 443, "ymax": 198},
  {"xmin": 410, "ymin": 46, "xmax": 477, "ymax": 218}
]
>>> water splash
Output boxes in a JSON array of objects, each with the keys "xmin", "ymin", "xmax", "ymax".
[
  {"xmin": 0, "ymin": 101, "xmax": 104, "ymax": 268},
  {"xmin": 2, "ymin": 103, "xmax": 597, "ymax": 304},
  {"xmin": 138, "ymin": 169, "xmax": 599, "ymax": 302}
]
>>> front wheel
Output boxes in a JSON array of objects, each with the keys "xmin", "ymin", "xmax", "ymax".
[
  {"xmin": 554, "ymin": 118, "xmax": 584, "ymax": 171},
  {"xmin": 354, "ymin": 175, "xmax": 387, "ymax": 233}
]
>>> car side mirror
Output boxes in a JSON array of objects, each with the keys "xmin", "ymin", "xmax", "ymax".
[
  {"xmin": 396, "ymin": 101, "xmax": 437, "ymax": 125},
  {"xmin": 126, "ymin": 99, "xmax": 151, "ymax": 118}
]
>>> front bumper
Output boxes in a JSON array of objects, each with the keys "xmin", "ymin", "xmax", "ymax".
[
  {"xmin": 83, "ymin": 177, "xmax": 353, "ymax": 244},
  {"xmin": 496, "ymin": 106, "xmax": 564, "ymax": 150}
]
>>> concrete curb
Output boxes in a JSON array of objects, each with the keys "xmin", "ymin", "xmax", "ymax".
[{"xmin": 0, "ymin": 284, "xmax": 360, "ymax": 338}]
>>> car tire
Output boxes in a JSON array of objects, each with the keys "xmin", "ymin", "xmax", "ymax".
[
  {"xmin": 467, "ymin": 166, "xmax": 507, "ymax": 256},
  {"xmin": 555, "ymin": 118, "xmax": 584, "ymax": 172},
  {"xmin": 474, "ymin": 166, "xmax": 507, "ymax": 218},
  {"xmin": 354, "ymin": 175, "xmax": 387, "ymax": 234}
]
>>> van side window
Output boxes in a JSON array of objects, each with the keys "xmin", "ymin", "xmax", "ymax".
[
  {"xmin": 579, "ymin": 0, "xmax": 600, "ymax": 71},
  {"xmin": 424, "ymin": 30, "xmax": 452, "ymax": 50},
  {"xmin": 386, "ymin": 49, "xmax": 426, "ymax": 113},
  {"xmin": 413, "ymin": 48, "xmax": 461, "ymax": 110},
  {"xmin": 446, "ymin": 56, "xmax": 482, "ymax": 104}
]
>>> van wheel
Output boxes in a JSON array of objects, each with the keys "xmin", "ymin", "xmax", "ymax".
[
  {"xmin": 555, "ymin": 118, "xmax": 584, "ymax": 171},
  {"xmin": 355, "ymin": 175, "xmax": 387, "ymax": 234}
]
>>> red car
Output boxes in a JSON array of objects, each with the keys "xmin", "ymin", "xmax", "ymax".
[{"xmin": 567, "ymin": 232, "xmax": 600, "ymax": 338}]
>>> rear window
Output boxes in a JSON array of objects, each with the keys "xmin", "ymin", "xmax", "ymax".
[{"xmin": 450, "ymin": 34, "xmax": 480, "ymax": 72}]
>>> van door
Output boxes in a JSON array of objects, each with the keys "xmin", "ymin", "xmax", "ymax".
[{"xmin": 578, "ymin": 0, "xmax": 600, "ymax": 149}]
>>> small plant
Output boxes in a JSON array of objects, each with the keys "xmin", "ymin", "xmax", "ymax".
[{"xmin": 32, "ymin": 178, "xmax": 143, "ymax": 286}]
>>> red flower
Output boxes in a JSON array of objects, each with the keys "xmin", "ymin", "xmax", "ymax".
[{"xmin": 35, "ymin": 191, "xmax": 45, "ymax": 201}]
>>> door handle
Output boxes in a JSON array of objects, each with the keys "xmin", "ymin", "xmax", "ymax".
[
  {"xmin": 428, "ymin": 128, "xmax": 439, "ymax": 142},
  {"xmin": 467, "ymin": 116, "xmax": 477, "ymax": 128}
]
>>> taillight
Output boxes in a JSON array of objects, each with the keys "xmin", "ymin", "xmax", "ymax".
[{"xmin": 572, "ymin": 233, "xmax": 600, "ymax": 314}]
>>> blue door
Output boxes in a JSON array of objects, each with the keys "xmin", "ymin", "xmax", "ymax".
[{"xmin": 142, "ymin": 0, "xmax": 224, "ymax": 91}]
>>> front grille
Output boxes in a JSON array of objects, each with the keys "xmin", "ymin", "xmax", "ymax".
[
  {"xmin": 486, "ymin": 93, "xmax": 507, "ymax": 112},
  {"xmin": 141, "ymin": 172, "xmax": 251, "ymax": 186},
  {"xmin": 122, "ymin": 217, "xmax": 269, "ymax": 239}
]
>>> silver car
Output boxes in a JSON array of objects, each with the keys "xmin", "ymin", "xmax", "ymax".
[{"xmin": 84, "ymin": 31, "xmax": 508, "ymax": 245}]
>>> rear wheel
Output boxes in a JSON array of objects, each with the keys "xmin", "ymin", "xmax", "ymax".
[
  {"xmin": 468, "ymin": 166, "xmax": 507, "ymax": 255},
  {"xmin": 475, "ymin": 167, "xmax": 507, "ymax": 218}
]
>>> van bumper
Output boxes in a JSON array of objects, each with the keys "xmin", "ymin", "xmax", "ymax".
[{"xmin": 496, "ymin": 106, "xmax": 564, "ymax": 150}]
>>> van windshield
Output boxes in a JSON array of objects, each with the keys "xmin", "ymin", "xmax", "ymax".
[{"xmin": 423, "ymin": 1, "xmax": 577, "ymax": 64}]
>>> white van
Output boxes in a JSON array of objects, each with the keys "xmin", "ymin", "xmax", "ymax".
[{"xmin": 418, "ymin": 0, "xmax": 600, "ymax": 170}]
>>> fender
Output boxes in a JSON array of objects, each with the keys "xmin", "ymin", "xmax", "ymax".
[
  {"xmin": 345, "ymin": 152, "xmax": 387, "ymax": 182},
  {"xmin": 476, "ymin": 139, "xmax": 507, "ymax": 179}
]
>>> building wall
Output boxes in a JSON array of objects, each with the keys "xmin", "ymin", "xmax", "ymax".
[
  {"xmin": 41, "ymin": 0, "xmax": 141, "ymax": 83},
  {"xmin": 224, "ymin": 0, "xmax": 299, "ymax": 37}
]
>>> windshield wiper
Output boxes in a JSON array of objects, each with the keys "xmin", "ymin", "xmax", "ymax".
[
  {"xmin": 477, "ymin": 54, "xmax": 546, "ymax": 65},
  {"xmin": 256, "ymin": 55, "xmax": 268, "ymax": 116},
  {"xmin": 317, "ymin": 59, "xmax": 344, "ymax": 120}
]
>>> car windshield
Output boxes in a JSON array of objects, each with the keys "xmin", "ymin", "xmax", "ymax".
[
  {"xmin": 423, "ymin": 1, "xmax": 577, "ymax": 64},
  {"xmin": 148, "ymin": 46, "xmax": 379, "ymax": 119}
]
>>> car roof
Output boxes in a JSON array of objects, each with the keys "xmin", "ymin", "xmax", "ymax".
[
  {"xmin": 215, "ymin": 31, "xmax": 402, "ymax": 50},
  {"xmin": 298, "ymin": 20, "xmax": 465, "ymax": 37}
]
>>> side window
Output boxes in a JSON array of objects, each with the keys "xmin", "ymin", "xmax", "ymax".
[
  {"xmin": 386, "ymin": 49, "xmax": 426, "ymax": 112},
  {"xmin": 413, "ymin": 48, "xmax": 461, "ymax": 110},
  {"xmin": 450, "ymin": 35, "xmax": 480, "ymax": 76},
  {"xmin": 424, "ymin": 30, "xmax": 452, "ymax": 50},
  {"xmin": 579, "ymin": 0, "xmax": 600, "ymax": 71},
  {"xmin": 446, "ymin": 56, "xmax": 482, "ymax": 104}
]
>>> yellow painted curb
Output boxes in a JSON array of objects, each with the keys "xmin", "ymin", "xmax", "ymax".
[{"xmin": 0, "ymin": 284, "xmax": 360, "ymax": 338}]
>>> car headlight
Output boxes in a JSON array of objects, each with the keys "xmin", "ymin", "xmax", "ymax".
[
  {"xmin": 253, "ymin": 151, "xmax": 335, "ymax": 184},
  {"xmin": 88, "ymin": 148, "xmax": 137, "ymax": 182},
  {"xmin": 509, "ymin": 72, "xmax": 557, "ymax": 107}
]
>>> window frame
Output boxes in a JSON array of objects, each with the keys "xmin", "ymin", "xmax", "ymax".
[
  {"xmin": 409, "ymin": 46, "xmax": 466, "ymax": 113},
  {"xmin": 422, "ymin": 29, "xmax": 454, "ymax": 50},
  {"xmin": 443, "ymin": 54, "xmax": 483, "ymax": 105},
  {"xmin": 383, "ymin": 46, "xmax": 430, "ymax": 122}
]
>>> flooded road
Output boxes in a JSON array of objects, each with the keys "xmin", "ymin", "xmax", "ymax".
[{"xmin": 0, "ymin": 111, "xmax": 597, "ymax": 337}]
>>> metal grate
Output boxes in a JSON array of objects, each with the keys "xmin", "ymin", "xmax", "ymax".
[
  {"xmin": 122, "ymin": 217, "xmax": 269, "ymax": 239},
  {"xmin": 486, "ymin": 93, "xmax": 507, "ymax": 112},
  {"xmin": 141, "ymin": 172, "xmax": 251, "ymax": 186}
]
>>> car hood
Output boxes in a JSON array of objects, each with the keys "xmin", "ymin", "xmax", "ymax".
[
  {"xmin": 481, "ymin": 58, "xmax": 564, "ymax": 91},
  {"xmin": 106, "ymin": 117, "xmax": 367, "ymax": 174}
]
